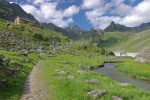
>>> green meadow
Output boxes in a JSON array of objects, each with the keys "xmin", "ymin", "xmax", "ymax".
[{"xmin": 42, "ymin": 54, "xmax": 150, "ymax": 100}]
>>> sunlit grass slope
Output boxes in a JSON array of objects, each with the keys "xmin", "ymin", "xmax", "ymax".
[{"xmin": 101, "ymin": 29, "xmax": 150, "ymax": 53}]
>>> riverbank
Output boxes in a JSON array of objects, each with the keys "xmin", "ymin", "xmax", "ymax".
[
  {"xmin": 95, "ymin": 62, "xmax": 150, "ymax": 91},
  {"xmin": 116, "ymin": 59, "xmax": 150, "ymax": 81}
]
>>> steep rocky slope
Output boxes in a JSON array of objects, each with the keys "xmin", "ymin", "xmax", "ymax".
[{"xmin": 0, "ymin": 0, "xmax": 38, "ymax": 22}]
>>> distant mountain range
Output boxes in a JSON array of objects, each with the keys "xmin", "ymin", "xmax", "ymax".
[
  {"xmin": 104, "ymin": 21, "xmax": 150, "ymax": 32},
  {"xmin": 41, "ymin": 23, "xmax": 87, "ymax": 40},
  {"xmin": 0, "ymin": 0, "xmax": 38, "ymax": 22}
]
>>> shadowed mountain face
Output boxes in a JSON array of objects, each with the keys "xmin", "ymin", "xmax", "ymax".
[
  {"xmin": 41, "ymin": 23, "xmax": 88, "ymax": 40},
  {"xmin": 132, "ymin": 22, "xmax": 150, "ymax": 31},
  {"xmin": 104, "ymin": 21, "xmax": 131, "ymax": 32},
  {"xmin": 0, "ymin": 0, "xmax": 38, "ymax": 22}
]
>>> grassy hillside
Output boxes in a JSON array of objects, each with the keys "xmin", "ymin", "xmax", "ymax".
[
  {"xmin": 0, "ymin": 0, "xmax": 38, "ymax": 22},
  {"xmin": 101, "ymin": 29, "xmax": 150, "ymax": 53},
  {"xmin": 0, "ymin": 19, "xmax": 68, "ymax": 51}
]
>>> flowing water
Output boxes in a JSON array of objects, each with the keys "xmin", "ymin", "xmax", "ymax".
[{"xmin": 95, "ymin": 63, "xmax": 150, "ymax": 91}]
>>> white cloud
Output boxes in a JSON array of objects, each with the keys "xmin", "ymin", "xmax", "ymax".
[
  {"xmin": 112, "ymin": 4, "xmax": 132, "ymax": 16},
  {"xmin": 86, "ymin": 12, "xmax": 122, "ymax": 29},
  {"xmin": 110, "ymin": 0, "xmax": 124, "ymax": 6},
  {"xmin": 21, "ymin": 0, "xmax": 80, "ymax": 27},
  {"xmin": 121, "ymin": 0, "xmax": 150, "ymax": 27},
  {"xmin": 82, "ymin": 0, "xmax": 104, "ymax": 9},
  {"xmin": 84, "ymin": 0, "xmax": 150, "ymax": 29},
  {"xmin": 63, "ymin": 5, "xmax": 80, "ymax": 17}
]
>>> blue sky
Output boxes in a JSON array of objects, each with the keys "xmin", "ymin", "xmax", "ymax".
[{"xmin": 8, "ymin": 0, "xmax": 150, "ymax": 30}]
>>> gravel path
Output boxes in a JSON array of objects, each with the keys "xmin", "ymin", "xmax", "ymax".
[{"xmin": 19, "ymin": 61, "xmax": 50, "ymax": 100}]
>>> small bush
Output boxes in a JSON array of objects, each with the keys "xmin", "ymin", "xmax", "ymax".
[{"xmin": 34, "ymin": 33, "xmax": 44, "ymax": 41}]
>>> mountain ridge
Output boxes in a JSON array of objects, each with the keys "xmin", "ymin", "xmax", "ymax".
[
  {"xmin": 0, "ymin": 0, "xmax": 38, "ymax": 23},
  {"xmin": 104, "ymin": 21, "xmax": 150, "ymax": 32}
]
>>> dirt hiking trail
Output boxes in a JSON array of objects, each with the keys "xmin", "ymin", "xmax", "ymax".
[{"xmin": 20, "ymin": 61, "xmax": 50, "ymax": 100}]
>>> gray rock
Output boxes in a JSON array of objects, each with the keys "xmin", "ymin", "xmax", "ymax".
[
  {"xmin": 24, "ymin": 58, "xmax": 32, "ymax": 63},
  {"xmin": 20, "ymin": 49, "xmax": 28, "ymax": 55},
  {"xmin": 0, "ymin": 54, "xmax": 5, "ymax": 61},
  {"xmin": 55, "ymin": 69, "xmax": 68, "ymax": 75},
  {"xmin": 0, "ymin": 79, "xmax": 8, "ymax": 87},
  {"xmin": 40, "ymin": 53, "xmax": 47, "ymax": 59},
  {"xmin": 3, "ymin": 58, "xmax": 10, "ymax": 66},
  {"xmin": 76, "ymin": 70, "xmax": 85, "ymax": 74},
  {"xmin": 111, "ymin": 96, "xmax": 123, "ymax": 100},
  {"xmin": 88, "ymin": 90, "xmax": 108, "ymax": 99},
  {"xmin": 135, "ymin": 53, "xmax": 150, "ymax": 63},
  {"xmin": 86, "ymin": 79, "xmax": 99, "ymax": 84},
  {"xmin": 67, "ymin": 75, "xmax": 74, "ymax": 79}
]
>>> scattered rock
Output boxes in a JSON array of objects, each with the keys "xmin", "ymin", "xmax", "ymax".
[
  {"xmin": 135, "ymin": 53, "xmax": 150, "ymax": 63},
  {"xmin": 20, "ymin": 49, "xmax": 28, "ymax": 56},
  {"xmin": 36, "ymin": 48, "xmax": 43, "ymax": 53},
  {"xmin": 88, "ymin": 89, "xmax": 108, "ymax": 99},
  {"xmin": 86, "ymin": 79, "xmax": 99, "ymax": 84},
  {"xmin": 0, "ymin": 66, "xmax": 18, "ymax": 76},
  {"xmin": 55, "ymin": 69, "xmax": 68, "ymax": 75},
  {"xmin": 40, "ymin": 53, "xmax": 47, "ymax": 59},
  {"xmin": 111, "ymin": 96, "xmax": 123, "ymax": 100},
  {"xmin": 118, "ymin": 83, "xmax": 130, "ymax": 87},
  {"xmin": 67, "ymin": 75, "xmax": 74, "ymax": 79},
  {"xmin": 24, "ymin": 58, "xmax": 32, "ymax": 63},
  {"xmin": 0, "ymin": 54, "xmax": 5, "ymax": 61},
  {"xmin": 6, "ymin": 21, "xmax": 11, "ymax": 27},
  {"xmin": 77, "ymin": 70, "xmax": 85, "ymax": 74},
  {"xmin": 2, "ymin": 58, "xmax": 10, "ymax": 66},
  {"xmin": 0, "ymin": 79, "xmax": 8, "ymax": 87},
  {"xmin": 3, "ymin": 58, "xmax": 10, "ymax": 63}
]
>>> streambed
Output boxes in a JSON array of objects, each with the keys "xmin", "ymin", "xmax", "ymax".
[{"xmin": 94, "ymin": 63, "xmax": 150, "ymax": 91}]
